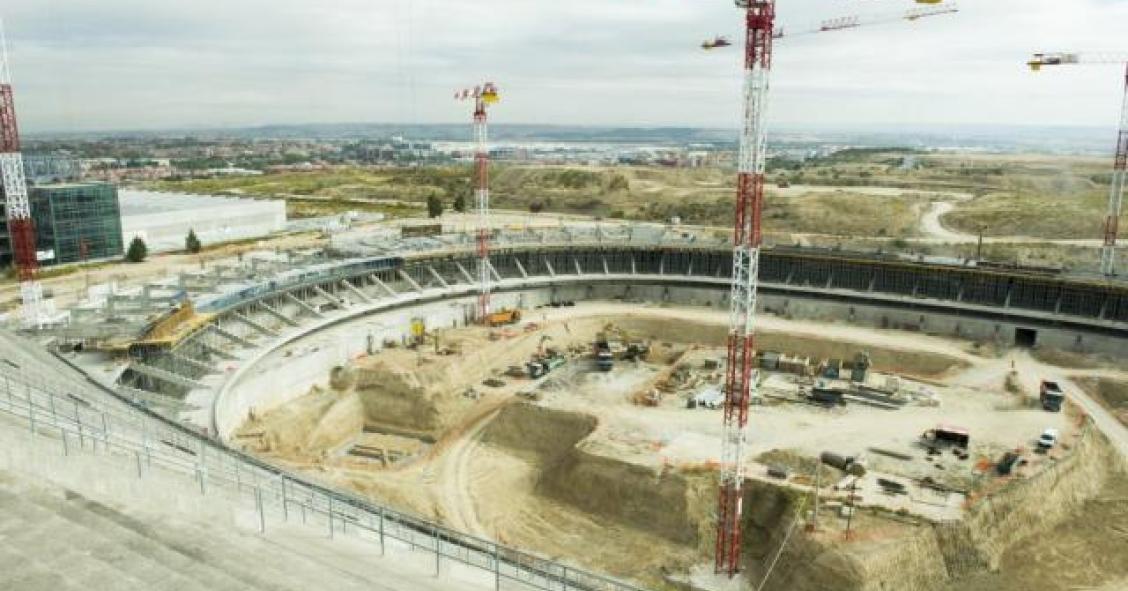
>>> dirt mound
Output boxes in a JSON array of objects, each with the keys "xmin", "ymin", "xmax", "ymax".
[
  {"xmin": 237, "ymin": 388, "xmax": 363, "ymax": 456},
  {"xmin": 352, "ymin": 356, "xmax": 454, "ymax": 436}
]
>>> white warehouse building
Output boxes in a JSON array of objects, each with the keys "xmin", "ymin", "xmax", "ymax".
[{"xmin": 120, "ymin": 190, "xmax": 287, "ymax": 253}]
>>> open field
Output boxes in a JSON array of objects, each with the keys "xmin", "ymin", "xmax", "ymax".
[{"xmin": 144, "ymin": 150, "xmax": 1125, "ymax": 248}]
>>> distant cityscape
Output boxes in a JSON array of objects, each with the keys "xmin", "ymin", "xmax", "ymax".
[{"xmin": 19, "ymin": 122, "xmax": 1115, "ymax": 185}]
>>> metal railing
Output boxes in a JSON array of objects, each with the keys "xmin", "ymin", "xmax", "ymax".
[{"xmin": 0, "ymin": 358, "xmax": 650, "ymax": 591}]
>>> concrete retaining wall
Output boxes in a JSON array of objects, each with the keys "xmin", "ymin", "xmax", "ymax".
[{"xmin": 215, "ymin": 279, "xmax": 1125, "ymax": 440}]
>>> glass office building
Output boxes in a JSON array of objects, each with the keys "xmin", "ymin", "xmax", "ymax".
[{"xmin": 27, "ymin": 183, "xmax": 124, "ymax": 265}]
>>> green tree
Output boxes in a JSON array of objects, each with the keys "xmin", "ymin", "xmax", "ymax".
[
  {"xmin": 427, "ymin": 194, "xmax": 444, "ymax": 218},
  {"xmin": 185, "ymin": 229, "xmax": 202, "ymax": 254},
  {"xmin": 125, "ymin": 236, "xmax": 148, "ymax": 263},
  {"xmin": 452, "ymin": 193, "xmax": 467, "ymax": 213}
]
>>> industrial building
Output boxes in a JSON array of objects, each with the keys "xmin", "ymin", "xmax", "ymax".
[
  {"xmin": 0, "ymin": 182, "xmax": 124, "ymax": 267},
  {"xmin": 120, "ymin": 190, "xmax": 287, "ymax": 253},
  {"xmin": 29, "ymin": 182, "xmax": 124, "ymax": 264}
]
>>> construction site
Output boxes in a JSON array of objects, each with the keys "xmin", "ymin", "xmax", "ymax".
[
  {"xmin": 206, "ymin": 289, "xmax": 1115, "ymax": 589},
  {"xmin": 0, "ymin": 2, "xmax": 1127, "ymax": 591}
]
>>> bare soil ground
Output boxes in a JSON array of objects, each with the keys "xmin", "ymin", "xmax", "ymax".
[
  {"xmin": 946, "ymin": 470, "xmax": 1128, "ymax": 591},
  {"xmin": 232, "ymin": 302, "xmax": 1127, "ymax": 588}
]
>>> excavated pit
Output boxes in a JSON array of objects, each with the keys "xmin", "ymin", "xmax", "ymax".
[
  {"xmin": 230, "ymin": 303, "xmax": 1125, "ymax": 590},
  {"xmin": 730, "ymin": 424, "xmax": 1125, "ymax": 591}
]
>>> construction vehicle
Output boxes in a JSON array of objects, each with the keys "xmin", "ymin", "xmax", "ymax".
[
  {"xmin": 526, "ymin": 361, "xmax": 547, "ymax": 379},
  {"xmin": 543, "ymin": 353, "xmax": 566, "ymax": 371},
  {"xmin": 598, "ymin": 323, "xmax": 650, "ymax": 361},
  {"xmin": 920, "ymin": 425, "xmax": 970, "ymax": 449},
  {"xmin": 996, "ymin": 451, "xmax": 1023, "ymax": 476},
  {"xmin": 593, "ymin": 336, "xmax": 613, "ymax": 372},
  {"xmin": 625, "ymin": 341, "xmax": 651, "ymax": 361},
  {"xmin": 486, "ymin": 309, "xmax": 521, "ymax": 327},
  {"xmin": 1039, "ymin": 380, "xmax": 1066, "ymax": 412},
  {"xmin": 526, "ymin": 347, "xmax": 566, "ymax": 379}
]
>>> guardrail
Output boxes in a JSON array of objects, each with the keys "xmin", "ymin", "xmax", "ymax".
[{"xmin": 1, "ymin": 358, "xmax": 650, "ymax": 591}]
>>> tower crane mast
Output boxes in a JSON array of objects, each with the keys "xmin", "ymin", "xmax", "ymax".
[
  {"xmin": 456, "ymin": 83, "xmax": 500, "ymax": 321},
  {"xmin": 0, "ymin": 22, "xmax": 44, "ymax": 329},
  {"xmin": 711, "ymin": 1, "xmax": 956, "ymax": 577},
  {"xmin": 715, "ymin": 0, "xmax": 775, "ymax": 577},
  {"xmin": 1030, "ymin": 52, "xmax": 1128, "ymax": 276}
]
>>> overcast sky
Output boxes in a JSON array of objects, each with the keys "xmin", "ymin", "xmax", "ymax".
[{"xmin": 3, "ymin": 0, "xmax": 1127, "ymax": 133}]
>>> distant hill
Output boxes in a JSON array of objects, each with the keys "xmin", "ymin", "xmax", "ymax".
[{"xmin": 25, "ymin": 122, "xmax": 1113, "ymax": 155}]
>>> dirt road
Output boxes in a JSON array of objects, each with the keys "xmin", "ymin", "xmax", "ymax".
[
  {"xmin": 917, "ymin": 200, "xmax": 1102, "ymax": 247},
  {"xmin": 434, "ymin": 407, "xmax": 500, "ymax": 538},
  {"xmin": 1011, "ymin": 351, "xmax": 1128, "ymax": 459}
]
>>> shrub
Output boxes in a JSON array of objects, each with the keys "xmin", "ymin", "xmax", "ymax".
[{"xmin": 125, "ymin": 237, "xmax": 148, "ymax": 263}]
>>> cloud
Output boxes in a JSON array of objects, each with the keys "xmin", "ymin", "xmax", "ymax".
[{"xmin": 2, "ymin": 0, "xmax": 1125, "ymax": 132}]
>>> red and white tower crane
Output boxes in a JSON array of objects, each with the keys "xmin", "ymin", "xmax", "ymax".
[
  {"xmin": 456, "ymin": 83, "xmax": 500, "ymax": 321},
  {"xmin": 1030, "ymin": 52, "xmax": 1128, "ymax": 277},
  {"xmin": 0, "ymin": 22, "xmax": 44, "ymax": 329},
  {"xmin": 711, "ymin": 2, "xmax": 956, "ymax": 577},
  {"xmin": 714, "ymin": 1, "xmax": 775, "ymax": 577}
]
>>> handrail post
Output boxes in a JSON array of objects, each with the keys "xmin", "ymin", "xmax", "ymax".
[
  {"xmin": 255, "ymin": 486, "xmax": 265, "ymax": 533},
  {"xmin": 196, "ymin": 463, "xmax": 206, "ymax": 495},
  {"xmin": 281, "ymin": 476, "xmax": 288, "ymax": 521},
  {"xmin": 434, "ymin": 525, "xmax": 440, "ymax": 577},
  {"xmin": 494, "ymin": 542, "xmax": 501, "ymax": 591}
]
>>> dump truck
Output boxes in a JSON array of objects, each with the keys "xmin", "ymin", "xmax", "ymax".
[
  {"xmin": 594, "ymin": 337, "xmax": 613, "ymax": 371},
  {"xmin": 1039, "ymin": 380, "xmax": 1065, "ymax": 412},
  {"xmin": 487, "ymin": 309, "xmax": 522, "ymax": 327}
]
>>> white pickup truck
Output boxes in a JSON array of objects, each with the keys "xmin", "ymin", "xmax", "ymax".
[{"xmin": 1037, "ymin": 428, "xmax": 1059, "ymax": 449}]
